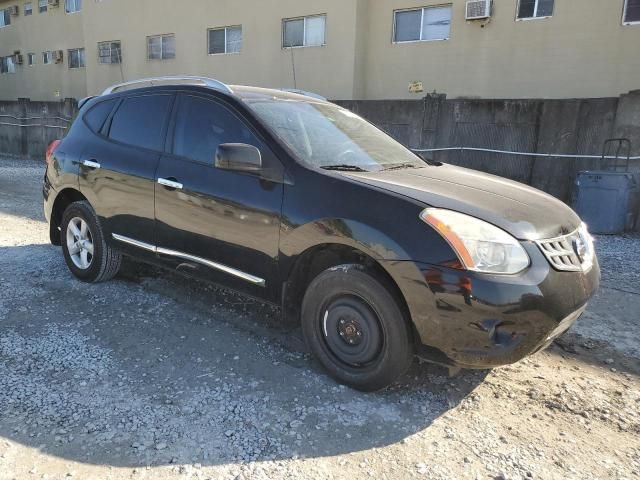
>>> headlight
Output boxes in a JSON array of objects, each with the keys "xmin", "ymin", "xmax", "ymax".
[{"xmin": 420, "ymin": 208, "xmax": 530, "ymax": 274}]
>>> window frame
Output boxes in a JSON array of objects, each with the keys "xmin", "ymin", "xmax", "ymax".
[
  {"xmin": 38, "ymin": 0, "xmax": 47, "ymax": 13},
  {"xmin": 282, "ymin": 14, "xmax": 327, "ymax": 49},
  {"xmin": 0, "ymin": 8, "xmax": 12, "ymax": 27},
  {"xmin": 147, "ymin": 34, "xmax": 176, "ymax": 61},
  {"xmin": 207, "ymin": 25, "xmax": 243, "ymax": 55},
  {"xmin": 65, "ymin": 0, "xmax": 81, "ymax": 14},
  {"xmin": 68, "ymin": 48, "xmax": 86, "ymax": 69},
  {"xmin": 97, "ymin": 40, "xmax": 122, "ymax": 64},
  {"xmin": 623, "ymin": 0, "xmax": 640, "ymax": 25},
  {"xmin": 392, "ymin": 5, "xmax": 452, "ymax": 44},
  {"xmin": 0, "ymin": 56, "xmax": 16, "ymax": 74},
  {"xmin": 515, "ymin": 0, "xmax": 554, "ymax": 21},
  {"xmin": 24, "ymin": 2, "xmax": 33, "ymax": 16}
]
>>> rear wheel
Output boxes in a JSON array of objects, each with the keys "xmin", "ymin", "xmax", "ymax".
[
  {"xmin": 60, "ymin": 201, "xmax": 121, "ymax": 283},
  {"xmin": 301, "ymin": 265, "xmax": 413, "ymax": 391}
]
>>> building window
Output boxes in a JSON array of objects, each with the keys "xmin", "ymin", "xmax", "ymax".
[
  {"xmin": 38, "ymin": 0, "xmax": 47, "ymax": 13},
  {"xmin": 624, "ymin": 0, "xmax": 640, "ymax": 24},
  {"xmin": 516, "ymin": 0, "xmax": 554, "ymax": 19},
  {"xmin": 283, "ymin": 14, "xmax": 326, "ymax": 48},
  {"xmin": 68, "ymin": 48, "xmax": 85, "ymax": 68},
  {"xmin": 393, "ymin": 6, "xmax": 452, "ymax": 42},
  {"xmin": 147, "ymin": 34, "xmax": 175, "ymax": 60},
  {"xmin": 28, "ymin": 53, "xmax": 35, "ymax": 65},
  {"xmin": 0, "ymin": 8, "xmax": 12, "ymax": 27},
  {"xmin": 24, "ymin": 2, "xmax": 33, "ymax": 15},
  {"xmin": 208, "ymin": 26, "xmax": 242, "ymax": 55},
  {"xmin": 42, "ymin": 51, "xmax": 53, "ymax": 64},
  {"xmin": 0, "ymin": 56, "xmax": 16, "ymax": 74},
  {"xmin": 98, "ymin": 41, "xmax": 122, "ymax": 64},
  {"xmin": 65, "ymin": 0, "xmax": 81, "ymax": 13}
]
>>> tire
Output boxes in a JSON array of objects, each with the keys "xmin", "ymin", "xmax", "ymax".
[
  {"xmin": 301, "ymin": 264, "xmax": 413, "ymax": 391},
  {"xmin": 60, "ymin": 201, "xmax": 122, "ymax": 283}
]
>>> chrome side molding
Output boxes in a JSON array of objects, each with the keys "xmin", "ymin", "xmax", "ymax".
[{"xmin": 111, "ymin": 233, "xmax": 265, "ymax": 287}]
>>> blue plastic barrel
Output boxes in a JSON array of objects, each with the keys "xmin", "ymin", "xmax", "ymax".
[{"xmin": 574, "ymin": 171, "xmax": 639, "ymax": 234}]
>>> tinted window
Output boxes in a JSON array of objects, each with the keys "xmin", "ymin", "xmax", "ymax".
[
  {"xmin": 109, "ymin": 95, "xmax": 173, "ymax": 151},
  {"xmin": 173, "ymin": 95, "xmax": 257, "ymax": 164},
  {"xmin": 84, "ymin": 99, "xmax": 116, "ymax": 133}
]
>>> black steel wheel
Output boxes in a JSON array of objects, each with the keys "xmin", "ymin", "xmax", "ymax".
[{"xmin": 301, "ymin": 264, "xmax": 413, "ymax": 391}]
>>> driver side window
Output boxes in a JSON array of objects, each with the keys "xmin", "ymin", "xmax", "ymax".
[{"xmin": 172, "ymin": 94, "xmax": 257, "ymax": 165}]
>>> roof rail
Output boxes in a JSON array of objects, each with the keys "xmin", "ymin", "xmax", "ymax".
[
  {"xmin": 280, "ymin": 88, "xmax": 328, "ymax": 101},
  {"xmin": 101, "ymin": 76, "xmax": 234, "ymax": 96}
]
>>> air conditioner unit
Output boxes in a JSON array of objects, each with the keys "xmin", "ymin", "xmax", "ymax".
[
  {"xmin": 54, "ymin": 50, "xmax": 64, "ymax": 63},
  {"xmin": 8, "ymin": 5, "xmax": 20, "ymax": 15},
  {"xmin": 47, "ymin": 0, "xmax": 60, "ymax": 7},
  {"xmin": 13, "ymin": 54, "xmax": 24, "ymax": 65},
  {"xmin": 466, "ymin": 0, "xmax": 492, "ymax": 20}
]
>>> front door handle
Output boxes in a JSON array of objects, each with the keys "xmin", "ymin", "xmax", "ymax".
[
  {"xmin": 158, "ymin": 178, "xmax": 183, "ymax": 190},
  {"xmin": 82, "ymin": 160, "xmax": 101, "ymax": 169}
]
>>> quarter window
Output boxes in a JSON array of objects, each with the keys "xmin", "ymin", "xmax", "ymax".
[
  {"xmin": 147, "ymin": 34, "xmax": 175, "ymax": 60},
  {"xmin": 624, "ymin": 0, "xmax": 640, "ymax": 24},
  {"xmin": 68, "ymin": 48, "xmax": 85, "ymax": 69},
  {"xmin": 517, "ymin": 0, "xmax": 554, "ymax": 19},
  {"xmin": 0, "ymin": 8, "xmax": 11, "ymax": 27},
  {"xmin": 65, "ymin": 0, "xmax": 81, "ymax": 13},
  {"xmin": 38, "ymin": 0, "xmax": 46, "ymax": 13},
  {"xmin": 283, "ymin": 14, "xmax": 326, "ymax": 48},
  {"xmin": 109, "ymin": 95, "xmax": 173, "ymax": 151},
  {"xmin": 393, "ymin": 6, "xmax": 452, "ymax": 42},
  {"xmin": 24, "ymin": 2, "xmax": 33, "ymax": 15},
  {"xmin": 84, "ymin": 99, "xmax": 117, "ymax": 133},
  {"xmin": 98, "ymin": 41, "xmax": 122, "ymax": 64},
  {"xmin": 208, "ymin": 26, "xmax": 242, "ymax": 55}
]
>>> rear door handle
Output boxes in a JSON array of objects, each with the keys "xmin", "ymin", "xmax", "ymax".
[
  {"xmin": 158, "ymin": 178, "xmax": 183, "ymax": 190},
  {"xmin": 82, "ymin": 160, "xmax": 101, "ymax": 169}
]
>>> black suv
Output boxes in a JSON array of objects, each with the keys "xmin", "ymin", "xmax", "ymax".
[{"xmin": 44, "ymin": 77, "xmax": 600, "ymax": 391}]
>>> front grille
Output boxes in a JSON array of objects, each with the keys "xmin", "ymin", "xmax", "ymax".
[{"xmin": 536, "ymin": 228, "xmax": 593, "ymax": 272}]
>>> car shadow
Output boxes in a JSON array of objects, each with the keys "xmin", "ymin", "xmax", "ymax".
[{"xmin": 0, "ymin": 245, "xmax": 488, "ymax": 468}]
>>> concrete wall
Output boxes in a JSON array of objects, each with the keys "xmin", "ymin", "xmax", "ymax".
[
  {"xmin": 0, "ymin": 98, "xmax": 75, "ymax": 159},
  {"xmin": 338, "ymin": 90, "xmax": 640, "ymax": 201},
  {"xmin": 1, "ymin": 0, "xmax": 640, "ymax": 101}
]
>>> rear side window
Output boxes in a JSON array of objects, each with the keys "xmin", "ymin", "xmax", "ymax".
[
  {"xmin": 83, "ymin": 99, "xmax": 117, "ymax": 133},
  {"xmin": 109, "ymin": 94, "xmax": 173, "ymax": 151},
  {"xmin": 172, "ymin": 95, "xmax": 257, "ymax": 164}
]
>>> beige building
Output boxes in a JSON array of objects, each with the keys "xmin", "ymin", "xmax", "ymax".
[{"xmin": 0, "ymin": 0, "xmax": 639, "ymax": 101}]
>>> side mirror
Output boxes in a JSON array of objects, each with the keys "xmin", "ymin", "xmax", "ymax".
[{"xmin": 215, "ymin": 143, "xmax": 262, "ymax": 172}]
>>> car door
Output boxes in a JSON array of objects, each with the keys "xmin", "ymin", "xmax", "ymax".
[
  {"xmin": 78, "ymin": 93, "xmax": 174, "ymax": 254},
  {"xmin": 154, "ymin": 93, "xmax": 284, "ymax": 301}
]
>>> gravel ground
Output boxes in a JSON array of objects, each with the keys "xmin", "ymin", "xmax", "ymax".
[{"xmin": 0, "ymin": 158, "xmax": 639, "ymax": 480}]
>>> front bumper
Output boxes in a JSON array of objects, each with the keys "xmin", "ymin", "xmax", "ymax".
[{"xmin": 382, "ymin": 242, "xmax": 600, "ymax": 369}]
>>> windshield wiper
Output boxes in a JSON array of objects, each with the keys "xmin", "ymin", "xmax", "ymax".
[
  {"xmin": 384, "ymin": 162, "xmax": 421, "ymax": 171},
  {"xmin": 320, "ymin": 164, "xmax": 368, "ymax": 172}
]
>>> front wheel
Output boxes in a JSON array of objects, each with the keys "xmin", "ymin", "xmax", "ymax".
[
  {"xmin": 60, "ymin": 201, "xmax": 122, "ymax": 283},
  {"xmin": 301, "ymin": 265, "xmax": 413, "ymax": 391}
]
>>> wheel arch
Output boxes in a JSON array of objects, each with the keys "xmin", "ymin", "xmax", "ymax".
[
  {"xmin": 281, "ymin": 242, "xmax": 418, "ymax": 344},
  {"xmin": 49, "ymin": 188, "xmax": 89, "ymax": 245}
]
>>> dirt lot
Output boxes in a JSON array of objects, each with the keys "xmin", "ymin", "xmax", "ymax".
[{"xmin": 0, "ymin": 158, "xmax": 639, "ymax": 480}]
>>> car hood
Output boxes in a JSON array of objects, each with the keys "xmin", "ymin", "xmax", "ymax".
[{"xmin": 345, "ymin": 164, "xmax": 581, "ymax": 241}]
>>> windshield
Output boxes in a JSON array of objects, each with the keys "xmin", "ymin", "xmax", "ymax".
[{"xmin": 247, "ymin": 99, "xmax": 426, "ymax": 172}]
